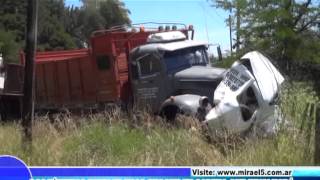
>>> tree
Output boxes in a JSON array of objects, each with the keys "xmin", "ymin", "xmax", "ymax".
[
  {"xmin": 212, "ymin": 0, "xmax": 248, "ymax": 52},
  {"xmin": 66, "ymin": 0, "xmax": 131, "ymax": 46},
  {"xmin": 0, "ymin": 0, "xmax": 27, "ymax": 62},
  {"xmin": 99, "ymin": 0, "xmax": 131, "ymax": 28},
  {"xmin": 0, "ymin": 30, "xmax": 19, "ymax": 63},
  {"xmin": 0, "ymin": 0, "xmax": 76, "ymax": 55},
  {"xmin": 211, "ymin": 0, "xmax": 320, "ymax": 70},
  {"xmin": 37, "ymin": 0, "xmax": 76, "ymax": 50},
  {"xmin": 64, "ymin": 6, "xmax": 86, "ymax": 47},
  {"xmin": 0, "ymin": 0, "xmax": 132, "ymax": 62},
  {"xmin": 0, "ymin": 0, "xmax": 27, "ymax": 42}
]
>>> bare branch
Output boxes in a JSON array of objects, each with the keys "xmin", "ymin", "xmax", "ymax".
[
  {"xmin": 293, "ymin": 0, "xmax": 312, "ymax": 26},
  {"xmin": 297, "ymin": 12, "xmax": 320, "ymax": 33}
]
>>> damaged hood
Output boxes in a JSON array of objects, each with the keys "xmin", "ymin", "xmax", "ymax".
[{"xmin": 174, "ymin": 66, "xmax": 226, "ymax": 82}]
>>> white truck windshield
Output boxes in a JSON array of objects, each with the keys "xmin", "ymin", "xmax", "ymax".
[{"xmin": 164, "ymin": 47, "xmax": 208, "ymax": 74}]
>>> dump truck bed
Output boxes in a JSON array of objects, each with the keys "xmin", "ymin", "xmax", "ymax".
[{"xmin": 19, "ymin": 31, "xmax": 158, "ymax": 109}]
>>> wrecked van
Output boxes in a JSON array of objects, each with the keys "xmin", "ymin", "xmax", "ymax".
[{"xmin": 204, "ymin": 51, "xmax": 285, "ymax": 136}]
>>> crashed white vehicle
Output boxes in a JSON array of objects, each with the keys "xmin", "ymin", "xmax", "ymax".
[{"xmin": 204, "ymin": 51, "xmax": 284, "ymax": 136}]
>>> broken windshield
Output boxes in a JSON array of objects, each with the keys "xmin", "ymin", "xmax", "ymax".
[
  {"xmin": 223, "ymin": 67, "xmax": 251, "ymax": 92},
  {"xmin": 163, "ymin": 47, "xmax": 208, "ymax": 74}
]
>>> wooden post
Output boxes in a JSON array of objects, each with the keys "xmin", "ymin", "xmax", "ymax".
[
  {"xmin": 314, "ymin": 103, "xmax": 320, "ymax": 165},
  {"xmin": 236, "ymin": 1, "xmax": 240, "ymax": 52},
  {"xmin": 300, "ymin": 102, "xmax": 310, "ymax": 132},
  {"xmin": 22, "ymin": 0, "xmax": 38, "ymax": 145},
  {"xmin": 228, "ymin": 12, "xmax": 233, "ymax": 55},
  {"xmin": 305, "ymin": 103, "xmax": 314, "ymax": 158},
  {"xmin": 217, "ymin": 45, "xmax": 222, "ymax": 61}
]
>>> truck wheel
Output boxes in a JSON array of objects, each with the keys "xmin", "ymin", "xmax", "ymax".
[{"xmin": 160, "ymin": 105, "xmax": 179, "ymax": 122}]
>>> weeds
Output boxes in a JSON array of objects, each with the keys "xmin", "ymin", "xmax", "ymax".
[{"xmin": 0, "ymin": 82, "xmax": 318, "ymax": 165}]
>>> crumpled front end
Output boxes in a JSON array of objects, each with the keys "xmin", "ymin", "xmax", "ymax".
[
  {"xmin": 205, "ymin": 78, "xmax": 256, "ymax": 136},
  {"xmin": 204, "ymin": 51, "xmax": 285, "ymax": 137}
]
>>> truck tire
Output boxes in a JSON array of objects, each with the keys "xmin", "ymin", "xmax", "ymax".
[{"xmin": 160, "ymin": 105, "xmax": 180, "ymax": 122}]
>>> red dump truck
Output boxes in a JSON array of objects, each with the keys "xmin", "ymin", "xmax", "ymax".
[{"xmin": 0, "ymin": 23, "xmax": 226, "ymax": 120}]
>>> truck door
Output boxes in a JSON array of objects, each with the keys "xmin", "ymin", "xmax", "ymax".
[{"xmin": 131, "ymin": 53, "xmax": 165, "ymax": 112}]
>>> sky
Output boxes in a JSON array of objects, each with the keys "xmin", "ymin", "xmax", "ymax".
[{"xmin": 65, "ymin": 0, "xmax": 231, "ymax": 54}]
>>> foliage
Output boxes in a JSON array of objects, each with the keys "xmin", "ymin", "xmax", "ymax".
[
  {"xmin": 0, "ymin": 30, "xmax": 20, "ymax": 63},
  {"xmin": 66, "ymin": 0, "xmax": 131, "ymax": 46},
  {"xmin": 0, "ymin": 0, "xmax": 27, "ymax": 62},
  {"xmin": 0, "ymin": 0, "xmax": 131, "ymax": 62},
  {"xmin": 212, "ymin": 54, "xmax": 237, "ymax": 68},
  {"xmin": 37, "ymin": 0, "xmax": 76, "ymax": 51},
  {"xmin": 0, "ymin": 0, "xmax": 27, "ymax": 42},
  {"xmin": 212, "ymin": 0, "xmax": 320, "ymax": 71}
]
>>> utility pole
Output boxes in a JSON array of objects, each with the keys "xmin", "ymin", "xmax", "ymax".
[
  {"xmin": 22, "ymin": 0, "xmax": 38, "ymax": 145},
  {"xmin": 236, "ymin": 1, "xmax": 240, "ymax": 52},
  {"xmin": 229, "ymin": 8, "xmax": 233, "ymax": 55}
]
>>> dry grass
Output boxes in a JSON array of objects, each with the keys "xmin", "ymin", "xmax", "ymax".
[{"xmin": 0, "ymin": 82, "xmax": 318, "ymax": 166}]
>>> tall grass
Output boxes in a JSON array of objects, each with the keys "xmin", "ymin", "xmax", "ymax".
[
  {"xmin": 224, "ymin": 82, "xmax": 319, "ymax": 165},
  {"xmin": 0, "ymin": 82, "xmax": 318, "ymax": 165}
]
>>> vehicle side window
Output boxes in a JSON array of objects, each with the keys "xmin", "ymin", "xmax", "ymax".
[
  {"xmin": 96, "ymin": 55, "xmax": 111, "ymax": 70},
  {"xmin": 137, "ymin": 54, "xmax": 161, "ymax": 77}
]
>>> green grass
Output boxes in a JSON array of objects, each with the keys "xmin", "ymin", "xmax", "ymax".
[
  {"xmin": 212, "ymin": 55, "xmax": 237, "ymax": 68},
  {"xmin": 0, "ymin": 82, "xmax": 318, "ymax": 166}
]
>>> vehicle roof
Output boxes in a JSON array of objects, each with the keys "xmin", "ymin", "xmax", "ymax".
[
  {"xmin": 130, "ymin": 40, "xmax": 207, "ymax": 57},
  {"xmin": 147, "ymin": 31, "xmax": 187, "ymax": 43},
  {"xmin": 240, "ymin": 51, "xmax": 284, "ymax": 104},
  {"xmin": 158, "ymin": 40, "xmax": 207, "ymax": 51}
]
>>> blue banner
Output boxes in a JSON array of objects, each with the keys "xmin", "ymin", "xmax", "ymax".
[
  {"xmin": 30, "ymin": 167, "xmax": 190, "ymax": 177},
  {"xmin": 3, "ymin": 155, "xmax": 320, "ymax": 180}
]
